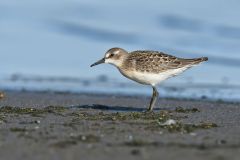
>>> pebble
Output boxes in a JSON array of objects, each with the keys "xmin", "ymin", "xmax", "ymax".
[{"xmin": 0, "ymin": 92, "xmax": 5, "ymax": 99}]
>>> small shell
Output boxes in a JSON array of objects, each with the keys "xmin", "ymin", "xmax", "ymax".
[{"xmin": 0, "ymin": 92, "xmax": 5, "ymax": 99}]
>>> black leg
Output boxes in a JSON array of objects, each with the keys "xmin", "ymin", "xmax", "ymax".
[{"xmin": 147, "ymin": 86, "xmax": 159, "ymax": 111}]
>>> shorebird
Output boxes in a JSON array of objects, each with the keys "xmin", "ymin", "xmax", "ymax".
[{"xmin": 91, "ymin": 48, "xmax": 208, "ymax": 111}]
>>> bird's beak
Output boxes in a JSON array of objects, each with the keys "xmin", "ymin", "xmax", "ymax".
[{"xmin": 90, "ymin": 58, "xmax": 105, "ymax": 67}]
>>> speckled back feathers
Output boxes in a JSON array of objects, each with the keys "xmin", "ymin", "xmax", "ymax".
[{"xmin": 121, "ymin": 50, "xmax": 208, "ymax": 73}]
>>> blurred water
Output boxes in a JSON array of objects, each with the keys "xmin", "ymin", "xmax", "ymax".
[{"xmin": 0, "ymin": 0, "xmax": 240, "ymax": 101}]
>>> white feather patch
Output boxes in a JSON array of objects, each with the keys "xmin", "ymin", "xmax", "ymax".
[{"xmin": 121, "ymin": 66, "xmax": 190, "ymax": 86}]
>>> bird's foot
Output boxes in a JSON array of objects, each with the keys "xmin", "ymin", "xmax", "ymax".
[{"xmin": 142, "ymin": 108, "xmax": 154, "ymax": 114}]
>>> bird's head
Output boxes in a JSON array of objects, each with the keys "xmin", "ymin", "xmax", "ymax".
[{"xmin": 90, "ymin": 47, "xmax": 128, "ymax": 67}]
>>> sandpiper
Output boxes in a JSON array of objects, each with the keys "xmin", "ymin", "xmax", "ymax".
[{"xmin": 91, "ymin": 48, "xmax": 208, "ymax": 111}]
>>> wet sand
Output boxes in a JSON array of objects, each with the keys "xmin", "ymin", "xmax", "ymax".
[{"xmin": 0, "ymin": 91, "xmax": 240, "ymax": 160}]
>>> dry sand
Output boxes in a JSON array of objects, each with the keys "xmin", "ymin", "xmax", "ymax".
[{"xmin": 0, "ymin": 91, "xmax": 240, "ymax": 160}]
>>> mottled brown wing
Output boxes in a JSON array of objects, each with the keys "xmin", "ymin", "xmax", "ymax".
[{"xmin": 126, "ymin": 51, "xmax": 206, "ymax": 73}]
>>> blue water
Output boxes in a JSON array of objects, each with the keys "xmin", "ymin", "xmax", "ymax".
[{"xmin": 0, "ymin": 0, "xmax": 240, "ymax": 101}]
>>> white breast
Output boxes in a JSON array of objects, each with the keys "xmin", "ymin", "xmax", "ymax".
[{"xmin": 119, "ymin": 67, "xmax": 189, "ymax": 86}]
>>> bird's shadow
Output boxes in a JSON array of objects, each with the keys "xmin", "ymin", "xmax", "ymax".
[{"xmin": 71, "ymin": 104, "xmax": 167, "ymax": 112}]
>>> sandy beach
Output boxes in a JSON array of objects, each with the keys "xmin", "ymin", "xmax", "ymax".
[
  {"xmin": 1, "ymin": 0, "xmax": 240, "ymax": 160},
  {"xmin": 0, "ymin": 91, "xmax": 239, "ymax": 160}
]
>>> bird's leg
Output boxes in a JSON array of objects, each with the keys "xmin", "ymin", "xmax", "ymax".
[{"xmin": 147, "ymin": 86, "xmax": 159, "ymax": 111}]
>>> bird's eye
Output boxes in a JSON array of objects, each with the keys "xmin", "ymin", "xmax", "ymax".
[
  {"xmin": 110, "ymin": 53, "xmax": 114, "ymax": 57},
  {"xmin": 107, "ymin": 53, "xmax": 114, "ymax": 58}
]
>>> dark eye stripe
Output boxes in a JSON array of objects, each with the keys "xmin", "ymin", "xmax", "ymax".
[{"xmin": 107, "ymin": 54, "xmax": 114, "ymax": 58}]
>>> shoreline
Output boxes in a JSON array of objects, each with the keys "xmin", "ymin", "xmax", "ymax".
[
  {"xmin": 1, "ymin": 89, "xmax": 240, "ymax": 105},
  {"xmin": 1, "ymin": 73, "xmax": 240, "ymax": 102}
]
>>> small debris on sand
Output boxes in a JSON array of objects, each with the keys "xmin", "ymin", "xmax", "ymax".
[{"xmin": 0, "ymin": 92, "xmax": 5, "ymax": 99}]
